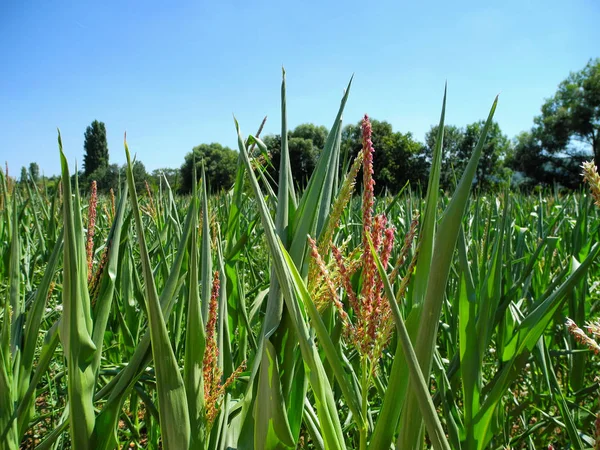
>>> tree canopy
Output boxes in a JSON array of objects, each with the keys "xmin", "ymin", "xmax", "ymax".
[
  {"xmin": 510, "ymin": 58, "xmax": 600, "ymax": 188},
  {"xmin": 424, "ymin": 121, "xmax": 510, "ymax": 191},
  {"xmin": 150, "ymin": 168, "xmax": 181, "ymax": 192},
  {"xmin": 537, "ymin": 58, "xmax": 600, "ymax": 163},
  {"xmin": 83, "ymin": 120, "xmax": 109, "ymax": 179},
  {"xmin": 462, "ymin": 121, "xmax": 511, "ymax": 189},
  {"xmin": 180, "ymin": 143, "xmax": 238, "ymax": 193},
  {"xmin": 424, "ymin": 125, "xmax": 465, "ymax": 190},
  {"xmin": 28, "ymin": 162, "xmax": 40, "ymax": 182},
  {"xmin": 342, "ymin": 119, "xmax": 428, "ymax": 194},
  {"xmin": 263, "ymin": 123, "xmax": 329, "ymax": 190}
]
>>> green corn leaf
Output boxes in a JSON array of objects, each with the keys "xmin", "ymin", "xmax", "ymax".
[
  {"xmin": 278, "ymin": 239, "xmax": 364, "ymax": 426},
  {"xmin": 19, "ymin": 231, "xmax": 62, "ymax": 393},
  {"xmin": 411, "ymin": 85, "xmax": 446, "ymax": 312},
  {"xmin": 368, "ymin": 337, "xmax": 407, "ymax": 450},
  {"xmin": 476, "ymin": 194, "xmax": 509, "ymax": 359},
  {"xmin": 184, "ymin": 164, "xmax": 207, "ymax": 448},
  {"xmin": 473, "ymin": 244, "xmax": 600, "ymax": 449},
  {"xmin": 303, "ymin": 400, "xmax": 325, "ymax": 450},
  {"xmin": 456, "ymin": 228, "xmax": 479, "ymax": 443},
  {"xmin": 16, "ymin": 232, "xmax": 63, "ymax": 439},
  {"xmin": 367, "ymin": 234, "xmax": 451, "ymax": 450},
  {"xmin": 24, "ymin": 181, "xmax": 46, "ymax": 255},
  {"xmin": 532, "ymin": 338, "xmax": 584, "ymax": 448},
  {"xmin": 238, "ymin": 70, "xmax": 301, "ymax": 449},
  {"xmin": 91, "ymin": 183, "xmax": 128, "ymax": 376},
  {"xmin": 236, "ymin": 118, "xmax": 347, "ymax": 450},
  {"xmin": 124, "ymin": 138, "xmax": 190, "ymax": 449},
  {"xmin": 399, "ymin": 96, "xmax": 498, "ymax": 450},
  {"xmin": 16, "ymin": 321, "xmax": 60, "ymax": 440},
  {"xmin": 253, "ymin": 339, "xmax": 296, "ymax": 449},
  {"xmin": 200, "ymin": 163, "xmax": 213, "ymax": 324},
  {"xmin": 93, "ymin": 184, "xmax": 195, "ymax": 449},
  {"xmin": 58, "ymin": 132, "xmax": 97, "ymax": 449},
  {"xmin": 0, "ymin": 345, "xmax": 17, "ymax": 450},
  {"xmin": 224, "ymin": 149, "xmax": 250, "ymax": 364},
  {"xmin": 9, "ymin": 193, "xmax": 22, "ymax": 359}
]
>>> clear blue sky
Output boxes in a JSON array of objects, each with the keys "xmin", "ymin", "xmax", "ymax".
[{"xmin": 1, "ymin": 0, "xmax": 599, "ymax": 177}]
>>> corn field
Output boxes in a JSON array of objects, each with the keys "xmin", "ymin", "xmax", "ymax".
[{"xmin": 3, "ymin": 73, "xmax": 600, "ymax": 450}]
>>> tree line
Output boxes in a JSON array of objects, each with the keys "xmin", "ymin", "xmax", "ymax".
[{"xmin": 19, "ymin": 58, "xmax": 600, "ymax": 194}]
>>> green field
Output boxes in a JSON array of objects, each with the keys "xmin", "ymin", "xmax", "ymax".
[{"xmin": 3, "ymin": 78, "xmax": 600, "ymax": 450}]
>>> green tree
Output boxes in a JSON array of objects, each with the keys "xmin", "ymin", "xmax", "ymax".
[
  {"xmin": 102, "ymin": 163, "xmax": 121, "ymax": 193},
  {"xmin": 290, "ymin": 123, "xmax": 329, "ymax": 149},
  {"xmin": 28, "ymin": 162, "xmax": 40, "ymax": 183},
  {"xmin": 424, "ymin": 122, "xmax": 510, "ymax": 190},
  {"xmin": 180, "ymin": 143, "xmax": 238, "ymax": 193},
  {"xmin": 88, "ymin": 161, "xmax": 146, "ymax": 193},
  {"xmin": 342, "ymin": 118, "xmax": 428, "ymax": 193},
  {"xmin": 83, "ymin": 120, "xmax": 109, "ymax": 178},
  {"xmin": 461, "ymin": 121, "xmax": 511, "ymax": 189},
  {"xmin": 19, "ymin": 167, "xmax": 27, "ymax": 184},
  {"xmin": 507, "ymin": 130, "xmax": 586, "ymax": 190},
  {"xmin": 151, "ymin": 168, "xmax": 181, "ymax": 192},
  {"xmin": 424, "ymin": 125, "xmax": 465, "ymax": 190},
  {"xmin": 506, "ymin": 131, "xmax": 545, "ymax": 188},
  {"xmin": 263, "ymin": 123, "xmax": 329, "ymax": 190},
  {"xmin": 264, "ymin": 135, "xmax": 318, "ymax": 189},
  {"xmin": 508, "ymin": 59, "xmax": 599, "ymax": 189},
  {"xmin": 130, "ymin": 160, "xmax": 148, "ymax": 192},
  {"xmin": 535, "ymin": 58, "xmax": 600, "ymax": 167}
]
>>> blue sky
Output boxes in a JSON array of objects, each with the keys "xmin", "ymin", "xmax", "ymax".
[{"xmin": 1, "ymin": 0, "xmax": 599, "ymax": 176}]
